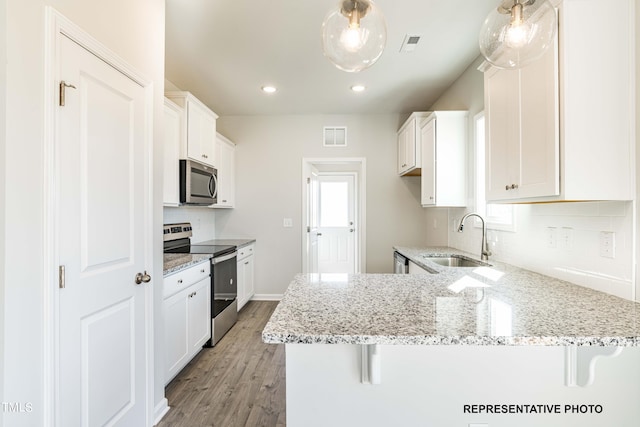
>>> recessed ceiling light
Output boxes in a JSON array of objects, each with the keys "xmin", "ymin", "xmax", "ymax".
[
  {"xmin": 350, "ymin": 85, "xmax": 366, "ymax": 92},
  {"xmin": 261, "ymin": 85, "xmax": 277, "ymax": 94}
]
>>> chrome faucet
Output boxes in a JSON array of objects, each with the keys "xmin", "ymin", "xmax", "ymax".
[{"xmin": 457, "ymin": 213, "xmax": 491, "ymax": 261}]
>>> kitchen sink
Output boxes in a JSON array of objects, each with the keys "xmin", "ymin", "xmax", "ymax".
[{"xmin": 423, "ymin": 255, "xmax": 490, "ymax": 268}]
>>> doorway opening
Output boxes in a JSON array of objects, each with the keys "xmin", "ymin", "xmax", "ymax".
[{"xmin": 302, "ymin": 158, "xmax": 366, "ymax": 274}]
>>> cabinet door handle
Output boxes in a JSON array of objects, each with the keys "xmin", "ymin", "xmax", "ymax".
[
  {"xmin": 245, "ymin": 262, "xmax": 249, "ymax": 265},
  {"xmin": 177, "ymin": 279, "xmax": 183, "ymax": 284},
  {"xmin": 200, "ymin": 269, "xmax": 206, "ymax": 273}
]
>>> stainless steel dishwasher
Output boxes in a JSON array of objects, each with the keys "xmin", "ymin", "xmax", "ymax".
[{"xmin": 393, "ymin": 251, "xmax": 409, "ymax": 274}]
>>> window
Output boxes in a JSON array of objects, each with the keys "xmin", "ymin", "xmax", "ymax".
[{"xmin": 475, "ymin": 112, "xmax": 515, "ymax": 231}]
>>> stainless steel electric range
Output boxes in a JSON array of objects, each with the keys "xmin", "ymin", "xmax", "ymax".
[{"xmin": 164, "ymin": 223, "xmax": 238, "ymax": 346}]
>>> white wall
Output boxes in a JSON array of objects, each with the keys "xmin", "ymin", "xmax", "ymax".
[
  {"xmin": 216, "ymin": 114, "xmax": 427, "ymax": 297},
  {"xmin": 635, "ymin": 0, "xmax": 640, "ymax": 302},
  {"xmin": 163, "ymin": 206, "xmax": 216, "ymax": 243},
  {"xmin": 428, "ymin": 56, "xmax": 636, "ymax": 300},
  {"xmin": 2, "ymin": 1, "xmax": 165, "ymax": 425},
  {"xmin": 0, "ymin": 0, "xmax": 6, "ymax": 421}
]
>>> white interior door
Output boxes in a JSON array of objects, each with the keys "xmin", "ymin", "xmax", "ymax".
[
  {"xmin": 317, "ymin": 174, "xmax": 356, "ymax": 274},
  {"xmin": 57, "ymin": 33, "xmax": 150, "ymax": 427}
]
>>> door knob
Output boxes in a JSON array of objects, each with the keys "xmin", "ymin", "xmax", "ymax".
[{"xmin": 135, "ymin": 271, "xmax": 151, "ymax": 285}]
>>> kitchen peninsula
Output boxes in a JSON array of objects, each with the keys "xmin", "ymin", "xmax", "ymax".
[{"xmin": 263, "ymin": 247, "xmax": 640, "ymax": 427}]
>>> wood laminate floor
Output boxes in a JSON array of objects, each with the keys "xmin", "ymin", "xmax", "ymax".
[{"xmin": 157, "ymin": 301, "xmax": 286, "ymax": 427}]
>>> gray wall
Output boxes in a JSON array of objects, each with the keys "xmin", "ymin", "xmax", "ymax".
[{"xmin": 216, "ymin": 114, "xmax": 428, "ymax": 296}]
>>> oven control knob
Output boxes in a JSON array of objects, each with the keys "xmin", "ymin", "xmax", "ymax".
[{"xmin": 135, "ymin": 271, "xmax": 151, "ymax": 285}]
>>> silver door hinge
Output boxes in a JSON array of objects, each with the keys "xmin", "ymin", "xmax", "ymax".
[
  {"xmin": 59, "ymin": 80, "xmax": 77, "ymax": 106},
  {"xmin": 59, "ymin": 265, "xmax": 66, "ymax": 289}
]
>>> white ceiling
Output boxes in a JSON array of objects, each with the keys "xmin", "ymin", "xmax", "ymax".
[{"xmin": 165, "ymin": 0, "xmax": 498, "ymax": 116}]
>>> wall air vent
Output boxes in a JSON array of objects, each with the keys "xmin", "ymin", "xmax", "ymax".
[
  {"xmin": 323, "ymin": 126, "xmax": 347, "ymax": 147},
  {"xmin": 400, "ymin": 34, "xmax": 421, "ymax": 53}
]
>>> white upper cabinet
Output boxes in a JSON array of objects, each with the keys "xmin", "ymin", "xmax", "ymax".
[
  {"xmin": 397, "ymin": 112, "xmax": 431, "ymax": 176},
  {"xmin": 165, "ymin": 91, "xmax": 218, "ymax": 168},
  {"xmin": 484, "ymin": 34, "xmax": 559, "ymax": 201},
  {"xmin": 420, "ymin": 111, "xmax": 467, "ymax": 207},
  {"xmin": 212, "ymin": 132, "xmax": 236, "ymax": 208},
  {"xmin": 163, "ymin": 98, "xmax": 182, "ymax": 206},
  {"xmin": 483, "ymin": 0, "xmax": 634, "ymax": 202}
]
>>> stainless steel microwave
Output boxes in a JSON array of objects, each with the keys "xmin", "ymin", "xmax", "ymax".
[{"xmin": 179, "ymin": 159, "xmax": 217, "ymax": 205}]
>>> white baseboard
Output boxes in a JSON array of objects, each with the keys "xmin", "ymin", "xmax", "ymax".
[
  {"xmin": 153, "ymin": 398, "xmax": 170, "ymax": 426},
  {"xmin": 251, "ymin": 293, "xmax": 283, "ymax": 301}
]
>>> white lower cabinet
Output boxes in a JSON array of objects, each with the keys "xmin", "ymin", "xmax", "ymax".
[
  {"xmin": 163, "ymin": 263, "xmax": 211, "ymax": 385},
  {"xmin": 237, "ymin": 243, "xmax": 255, "ymax": 311}
]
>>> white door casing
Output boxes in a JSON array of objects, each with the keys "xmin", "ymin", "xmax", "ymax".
[
  {"xmin": 307, "ymin": 167, "xmax": 320, "ymax": 274},
  {"xmin": 317, "ymin": 174, "xmax": 356, "ymax": 274},
  {"xmin": 48, "ymin": 10, "xmax": 153, "ymax": 427},
  {"xmin": 302, "ymin": 159, "xmax": 366, "ymax": 275}
]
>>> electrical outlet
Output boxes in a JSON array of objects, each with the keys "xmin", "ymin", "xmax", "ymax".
[
  {"xmin": 283, "ymin": 218, "xmax": 293, "ymax": 228},
  {"xmin": 547, "ymin": 227, "xmax": 557, "ymax": 248},
  {"xmin": 599, "ymin": 231, "xmax": 615, "ymax": 258}
]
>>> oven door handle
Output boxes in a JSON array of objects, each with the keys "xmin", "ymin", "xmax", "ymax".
[{"xmin": 212, "ymin": 251, "xmax": 238, "ymax": 264}]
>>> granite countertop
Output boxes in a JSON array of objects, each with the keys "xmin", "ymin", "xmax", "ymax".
[
  {"xmin": 262, "ymin": 246, "xmax": 640, "ymax": 346},
  {"xmin": 163, "ymin": 253, "xmax": 212, "ymax": 277}
]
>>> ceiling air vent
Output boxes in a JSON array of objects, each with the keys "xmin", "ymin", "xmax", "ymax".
[
  {"xmin": 400, "ymin": 34, "xmax": 421, "ymax": 53},
  {"xmin": 323, "ymin": 126, "xmax": 347, "ymax": 147}
]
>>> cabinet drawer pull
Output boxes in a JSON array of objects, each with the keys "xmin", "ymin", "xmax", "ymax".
[
  {"xmin": 177, "ymin": 279, "xmax": 183, "ymax": 284},
  {"xmin": 245, "ymin": 261, "xmax": 249, "ymax": 265},
  {"xmin": 200, "ymin": 269, "xmax": 206, "ymax": 273}
]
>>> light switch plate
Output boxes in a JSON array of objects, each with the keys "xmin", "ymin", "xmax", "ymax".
[
  {"xmin": 283, "ymin": 218, "xmax": 293, "ymax": 228},
  {"xmin": 559, "ymin": 227, "xmax": 573, "ymax": 250},
  {"xmin": 547, "ymin": 227, "xmax": 557, "ymax": 248}
]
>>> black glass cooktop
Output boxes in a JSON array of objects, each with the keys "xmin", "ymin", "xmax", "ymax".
[{"xmin": 164, "ymin": 238, "xmax": 235, "ymax": 257}]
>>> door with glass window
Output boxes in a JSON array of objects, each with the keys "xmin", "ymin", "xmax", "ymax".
[{"xmin": 317, "ymin": 174, "xmax": 356, "ymax": 274}]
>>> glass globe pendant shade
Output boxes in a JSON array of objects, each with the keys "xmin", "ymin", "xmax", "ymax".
[
  {"xmin": 321, "ymin": 0, "xmax": 387, "ymax": 72},
  {"xmin": 479, "ymin": 0, "xmax": 557, "ymax": 69}
]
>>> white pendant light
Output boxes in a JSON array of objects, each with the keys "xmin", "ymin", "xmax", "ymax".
[
  {"xmin": 321, "ymin": 0, "xmax": 387, "ymax": 73},
  {"xmin": 479, "ymin": 0, "xmax": 557, "ymax": 70}
]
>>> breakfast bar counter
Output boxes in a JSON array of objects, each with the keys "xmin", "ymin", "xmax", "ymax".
[
  {"xmin": 263, "ymin": 247, "xmax": 640, "ymax": 346},
  {"xmin": 262, "ymin": 247, "xmax": 640, "ymax": 427}
]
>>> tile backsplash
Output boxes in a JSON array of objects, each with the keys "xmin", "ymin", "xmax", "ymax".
[
  {"xmin": 445, "ymin": 201, "xmax": 634, "ymax": 300},
  {"xmin": 163, "ymin": 206, "xmax": 216, "ymax": 243}
]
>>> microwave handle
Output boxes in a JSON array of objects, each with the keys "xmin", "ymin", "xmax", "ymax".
[{"xmin": 209, "ymin": 173, "xmax": 218, "ymax": 199}]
